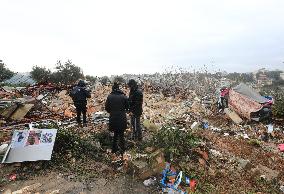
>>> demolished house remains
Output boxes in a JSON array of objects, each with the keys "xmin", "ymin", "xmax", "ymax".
[{"xmin": 0, "ymin": 72, "xmax": 283, "ymax": 194}]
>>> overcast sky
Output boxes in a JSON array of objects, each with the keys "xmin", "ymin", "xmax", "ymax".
[{"xmin": 1, "ymin": 0, "xmax": 284, "ymax": 76}]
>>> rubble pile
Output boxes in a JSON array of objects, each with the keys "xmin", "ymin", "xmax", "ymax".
[
  {"xmin": 140, "ymin": 73, "xmax": 219, "ymax": 98},
  {"xmin": 1, "ymin": 73, "xmax": 284, "ymax": 194}
]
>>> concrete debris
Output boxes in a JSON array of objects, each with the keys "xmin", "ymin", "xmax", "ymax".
[
  {"xmin": 280, "ymin": 185, "xmax": 284, "ymax": 193},
  {"xmin": 11, "ymin": 183, "xmax": 42, "ymax": 194},
  {"xmin": 47, "ymin": 190, "xmax": 60, "ymax": 194},
  {"xmin": 224, "ymin": 108, "xmax": 243, "ymax": 124},
  {"xmin": 252, "ymin": 165, "xmax": 280, "ymax": 181},
  {"xmin": 237, "ymin": 158, "xmax": 253, "ymax": 170},
  {"xmin": 0, "ymin": 73, "xmax": 283, "ymax": 193},
  {"xmin": 190, "ymin": 121, "xmax": 200, "ymax": 130},
  {"xmin": 210, "ymin": 149, "xmax": 222, "ymax": 157},
  {"xmin": 143, "ymin": 177, "xmax": 156, "ymax": 186},
  {"xmin": 0, "ymin": 143, "xmax": 9, "ymax": 154}
]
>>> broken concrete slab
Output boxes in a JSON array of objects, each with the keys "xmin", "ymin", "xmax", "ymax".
[
  {"xmin": 96, "ymin": 178, "xmax": 107, "ymax": 187},
  {"xmin": 46, "ymin": 190, "xmax": 60, "ymax": 194},
  {"xmin": 129, "ymin": 150, "xmax": 165, "ymax": 180},
  {"xmin": 0, "ymin": 143, "xmax": 9, "ymax": 155},
  {"xmin": 251, "ymin": 165, "xmax": 280, "ymax": 181},
  {"xmin": 224, "ymin": 108, "xmax": 243, "ymax": 124},
  {"xmin": 2, "ymin": 189, "xmax": 12, "ymax": 194},
  {"xmin": 12, "ymin": 183, "xmax": 42, "ymax": 194},
  {"xmin": 148, "ymin": 149, "xmax": 165, "ymax": 171},
  {"xmin": 190, "ymin": 122, "xmax": 200, "ymax": 130},
  {"xmin": 130, "ymin": 160, "xmax": 153, "ymax": 180},
  {"xmin": 237, "ymin": 158, "xmax": 253, "ymax": 171},
  {"xmin": 280, "ymin": 185, "xmax": 284, "ymax": 193}
]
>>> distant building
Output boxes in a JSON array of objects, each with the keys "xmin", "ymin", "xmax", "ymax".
[
  {"xmin": 220, "ymin": 77, "xmax": 231, "ymax": 87},
  {"xmin": 257, "ymin": 73, "xmax": 272, "ymax": 85},
  {"xmin": 280, "ymin": 72, "xmax": 284, "ymax": 80}
]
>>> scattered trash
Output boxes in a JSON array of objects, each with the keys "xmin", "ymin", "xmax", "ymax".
[
  {"xmin": 243, "ymin": 133, "xmax": 250, "ymax": 139},
  {"xmin": 278, "ymin": 144, "xmax": 284, "ymax": 152},
  {"xmin": 202, "ymin": 120, "xmax": 209, "ymax": 129},
  {"xmin": 160, "ymin": 162, "xmax": 197, "ymax": 194},
  {"xmin": 143, "ymin": 177, "xmax": 157, "ymax": 187},
  {"xmin": 260, "ymin": 175, "xmax": 266, "ymax": 180},
  {"xmin": 280, "ymin": 185, "xmax": 284, "ymax": 193},
  {"xmin": 9, "ymin": 173, "xmax": 17, "ymax": 181},
  {"xmin": 210, "ymin": 149, "xmax": 222, "ymax": 157},
  {"xmin": 0, "ymin": 74, "xmax": 283, "ymax": 193},
  {"xmin": 223, "ymin": 133, "xmax": 229, "ymax": 137},
  {"xmin": 190, "ymin": 122, "xmax": 200, "ymax": 130},
  {"xmin": 267, "ymin": 124, "xmax": 274, "ymax": 133},
  {"xmin": 211, "ymin": 127, "xmax": 222, "ymax": 132}
]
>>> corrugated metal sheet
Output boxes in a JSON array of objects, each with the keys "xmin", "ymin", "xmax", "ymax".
[{"xmin": 3, "ymin": 73, "xmax": 36, "ymax": 85}]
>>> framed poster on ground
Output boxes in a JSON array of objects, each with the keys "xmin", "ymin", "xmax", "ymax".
[{"xmin": 1, "ymin": 129, "xmax": 57, "ymax": 163}]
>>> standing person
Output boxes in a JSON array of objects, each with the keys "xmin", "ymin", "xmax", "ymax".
[
  {"xmin": 220, "ymin": 87, "xmax": 229, "ymax": 111},
  {"xmin": 105, "ymin": 82, "xmax": 129, "ymax": 155},
  {"xmin": 128, "ymin": 79, "xmax": 143, "ymax": 141},
  {"xmin": 70, "ymin": 80, "xmax": 91, "ymax": 127}
]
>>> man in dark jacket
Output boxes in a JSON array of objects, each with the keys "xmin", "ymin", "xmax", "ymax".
[
  {"xmin": 105, "ymin": 82, "xmax": 129, "ymax": 154},
  {"xmin": 70, "ymin": 80, "xmax": 91, "ymax": 127},
  {"xmin": 128, "ymin": 79, "xmax": 143, "ymax": 141}
]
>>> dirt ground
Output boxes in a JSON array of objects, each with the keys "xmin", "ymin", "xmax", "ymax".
[{"xmin": 0, "ymin": 169, "xmax": 156, "ymax": 194}]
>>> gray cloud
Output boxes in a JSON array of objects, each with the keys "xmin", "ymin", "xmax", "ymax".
[{"xmin": 0, "ymin": 0, "xmax": 283, "ymax": 75}]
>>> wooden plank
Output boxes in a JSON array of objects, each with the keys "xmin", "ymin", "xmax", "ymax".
[
  {"xmin": 0, "ymin": 104, "xmax": 18, "ymax": 118},
  {"xmin": 10, "ymin": 104, "xmax": 34, "ymax": 120}
]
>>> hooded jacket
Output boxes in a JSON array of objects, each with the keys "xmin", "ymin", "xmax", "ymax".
[
  {"xmin": 105, "ymin": 89, "xmax": 129, "ymax": 130},
  {"xmin": 129, "ymin": 86, "xmax": 143, "ymax": 116},
  {"xmin": 70, "ymin": 80, "xmax": 91, "ymax": 106}
]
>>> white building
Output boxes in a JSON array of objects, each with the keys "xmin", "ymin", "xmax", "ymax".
[{"xmin": 280, "ymin": 72, "xmax": 284, "ymax": 80}]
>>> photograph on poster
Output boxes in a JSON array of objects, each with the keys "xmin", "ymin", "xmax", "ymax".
[
  {"xmin": 11, "ymin": 131, "xmax": 28, "ymax": 148},
  {"xmin": 41, "ymin": 132, "xmax": 54, "ymax": 144},
  {"xmin": 25, "ymin": 130, "xmax": 42, "ymax": 146}
]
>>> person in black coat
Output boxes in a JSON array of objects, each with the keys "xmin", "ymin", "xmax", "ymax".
[
  {"xmin": 70, "ymin": 80, "xmax": 91, "ymax": 126},
  {"xmin": 128, "ymin": 79, "xmax": 143, "ymax": 141},
  {"xmin": 105, "ymin": 82, "xmax": 129, "ymax": 154}
]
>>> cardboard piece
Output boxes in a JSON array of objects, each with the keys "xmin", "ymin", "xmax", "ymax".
[
  {"xmin": 224, "ymin": 108, "xmax": 243, "ymax": 124},
  {"xmin": 2, "ymin": 129, "xmax": 57, "ymax": 163}
]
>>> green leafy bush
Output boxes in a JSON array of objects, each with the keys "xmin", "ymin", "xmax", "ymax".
[
  {"xmin": 152, "ymin": 125, "xmax": 200, "ymax": 159},
  {"xmin": 272, "ymin": 93, "xmax": 284, "ymax": 118},
  {"xmin": 52, "ymin": 128, "xmax": 102, "ymax": 164}
]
